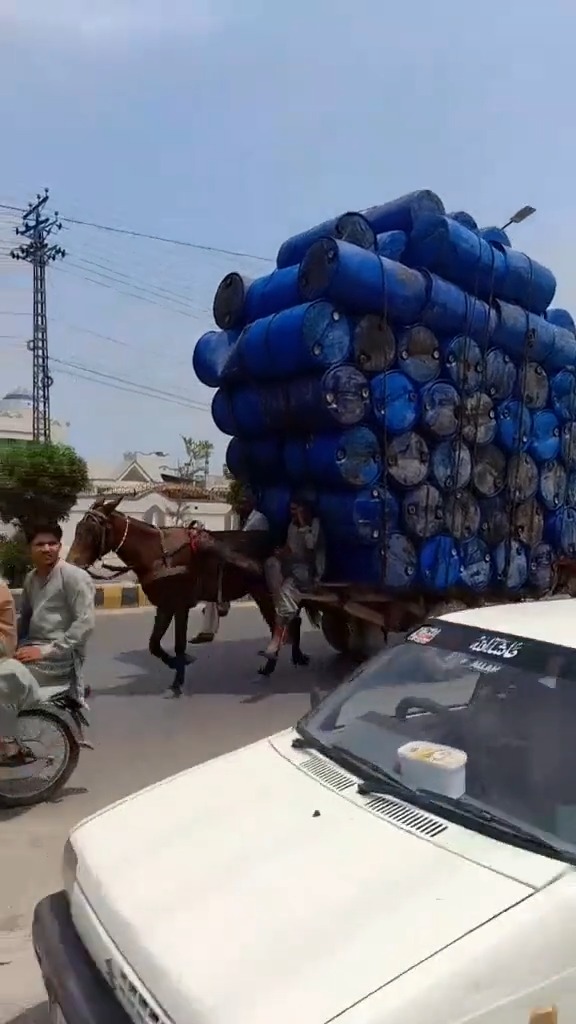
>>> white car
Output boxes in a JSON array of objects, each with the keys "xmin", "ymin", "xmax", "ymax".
[{"xmin": 33, "ymin": 600, "xmax": 576, "ymax": 1024}]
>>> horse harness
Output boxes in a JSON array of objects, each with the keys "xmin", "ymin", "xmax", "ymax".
[{"xmin": 81, "ymin": 508, "xmax": 204, "ymax": 586}]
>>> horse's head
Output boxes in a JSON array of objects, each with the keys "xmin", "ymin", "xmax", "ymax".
[{"xmin": 67, "ymin": 496, "xmax": 126, "ymax": 568}]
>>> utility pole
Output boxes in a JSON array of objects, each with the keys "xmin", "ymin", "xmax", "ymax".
[{"xmin": 10, "ymin": 189, "xmax": 65, "ymax": 443}]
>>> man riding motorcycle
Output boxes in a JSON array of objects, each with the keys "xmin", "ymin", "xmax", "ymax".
[
  {"xmin": 0, "ymin": 522, "xmax": 96, "ymax": 766},
  {"xmin": 0, "ymin": 576, "xmax": 41, "ymax": 766},
  {"xmin": 17, "ymin": 522, "xmax": 96, "ymax": 709}
]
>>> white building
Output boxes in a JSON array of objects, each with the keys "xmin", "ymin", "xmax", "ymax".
[{"xmin": 0, "ymin": 387, "xmax": 69, "ymax": 443}]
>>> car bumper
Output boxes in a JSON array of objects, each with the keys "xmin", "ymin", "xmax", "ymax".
[{"xmin": 33, "ymin": 891, "xmax": 130, "ymax": 1024}]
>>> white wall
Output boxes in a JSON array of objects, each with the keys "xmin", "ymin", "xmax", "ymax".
[{"xmin": 0, "ymin": 411, "xmax": 68, "ymax": 443}]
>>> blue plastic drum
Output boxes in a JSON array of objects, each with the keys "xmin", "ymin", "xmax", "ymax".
[
  {"xmin": 521, "ymin": 362, "xmax": 549, "ymax": 411},
  {"xmin": 353, "ymin": 315, "xmax": 396, "ymax": 375},
  {"xmin": 376, "ymin": 230, "xmax": 408, "ymax": 261},
  {"xmin": 507, "ymin": 453, "xmax": 539, "ymax": 502},
  {"xmin": 460, "ymin": 392, "xmax": 497, "ymax": 446},
  {"xmin": 431, "ymin": 440, "xmax": 472, "ymax": 491},
  {"xmin": 225, "ymin": 437, "xmax": 282, "ymax": 485},
  {"xmin": 420, "ymin": 535, "xmax": 460, "ymax": 590},
  {"xmin": 421, "ymin": 381, "xmax": 460, "ymax": 439},
  {"xmin": 479, "ymin": 495, "xmax": 510, "ymax": 546},
  {"xmin": 566, "ymin": 469, "xmax": 576, "ymax": 507},
  {"xmin": 407, "ymin": 214, "xmax": 503, "ymax": 300},
  {"xmin": 459, "ymin": 537, "xmax": 492, "ymax": 590},
  {"xmin": 528, "ymin": 542, "xmax": 554, "ymax": 591},
  {"xmin": 529, "ymin": 409, "xmax": 561, "ymax": 463},
  {"xmin": 472, "ymin": 445, "xmax": 507, "ymax": 498},
  {"xmin": 402, "ymin": 483, "xmax": 444, "ymax": 539},
  {"xmin": 546, "ymin": 507, "xmax": 576, "ymax": 557},
  {"xmin": 396, "ymin": 325, "xmax": 441, "ymax": 384},
  {"xmin": 484, "ymin": 349, "xmax": 517, "ymax": 401},
  {"xmin": 192, "ymin": 329, "xmax": 239, "ymax": 388},
  {"xmin": 212, "ymin": 273, "xmax": 253, "ymax": 330},
  {"xmin": 299, "ymin": 238, "xmax": 427, "ymax": 324},
  {"xmin": 371, "ymin": 371, "xmax": 419, "ymax": 435},
  {"xmin": 496, "ymin": 400, "xmax": 531, "ymax": 454},
  {"xmin": 276, "ymin": 211, "xmax": 375, "ymax": 270},
  {"xmin": 493, "ymin": 541, "xmax": 529, "ymax": 590},
  {"xmin": 385, "ymin": 431, "xmax": 430, "ymax": 489},
  {"xmin": 445, "ymin": 490, "xmax": 481, "ymax": 540},
  {"xmin": 383, "ymin": 532, "xmax": 418, "ymax": 589},
  {"xmin": 211, "ymin": 389, "xmax": 238, "ymax": 437},
  {"xmin": 362, "ymin": 190, "xmax": 445, "ymax": 233},
  {"xmin": 492, "ymin": 244, "xmax": 556, "ymax": 316},
  {"xmin": 491, "ymin": 301, "xmax": 555, "ymax": 365},
  {"xmin": 442, "ymin": 336, "xmax": 483, "ymax": 395},
  {"xmin": 448, "ymin": 211, "xmax": 478, "ymax": 231},
  {"xmin": 284, "ymin": 426, "xmax": 381, "ymax": 489},
  {"xmin": 213, "ymin": 267, "xmax": 300, "ymax": 331},
  {"xmin": 551, "ymin": 370, "xmax": 576, "ymax": 423},
  {"xmin": 257, "ymin": 487, "xmax": 292, "ymax": 535},
  {"xmin": 512, "ymin": 500, "xmax": 544, "ymax": 546},
  {"xmin": 561, "ymin": 422, "xmax": 576, "ymax": 465},
  {"xmin": 543, "ymin": 325, "xmax": 576, "ymax": 376},
  {"xmin": 325, "ymin": 544, "xmax": 384, "ymax": 586},
  {"xmin": 539, "ymin": 461, "xmax": 567, "ymax": 512},
  {"xmin": 319, "ymin": 487, "xmax": 394, "ymax": 545},
  {"xmin": 420, "ymin": 272, "xmax": 495, "ymax": 342},
  {"xmin": 212, "ymin": 383, "xmax": 287, "ymax": 439},
  {"xmin": 285, "ymin": 365, "xmax": 371, "ymax": 433},
  {"xmin": 546, "ymin": 308, "xmax": 576, "ymax": 336},
  {"xmin": 478, "ymin": 226, "xmax": 510, "ymax": 247},
  {"xmin": 229, "ymin": 301, "xmax": 351, "ymax": 382}
]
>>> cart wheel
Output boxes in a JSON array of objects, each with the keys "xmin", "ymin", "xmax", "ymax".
[{"xmin": 321, "ymin": 610, "xmax": 352, "ymax": 654}]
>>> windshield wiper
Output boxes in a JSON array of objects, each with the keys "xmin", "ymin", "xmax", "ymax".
[
  {"xmin": 292, "ymin": 730, "xmax": 400, "ymax": 787},
  {"xmin": 359, "ymin": 780, "xmax": 573, "ymax": 862}
]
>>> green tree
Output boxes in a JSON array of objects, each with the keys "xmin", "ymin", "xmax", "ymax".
[
  {"xmin": 180, "ymin": 436, "xmax": 214, "ymax": 487},
  {"xmin": 0, "ymin": 442, "xmax": 89, "ymax": 531},
  {"xmin": 167, "ymin": 437, "xmax": 215, "ymax": 526}
]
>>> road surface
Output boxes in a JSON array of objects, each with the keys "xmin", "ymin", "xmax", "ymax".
[{"xmin": 0, "ymin": 604, "xmax": 353, "ymax": 1024}]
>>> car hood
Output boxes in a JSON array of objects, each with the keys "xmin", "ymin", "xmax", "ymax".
[{"xmin": 73, "ymin": 734, "xmax": 538, "ymax": 1024}]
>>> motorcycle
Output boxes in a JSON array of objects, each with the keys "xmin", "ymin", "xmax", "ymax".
[{"xmin": 0, "ymin": 686, "xmax": 92, "ymax": 809}]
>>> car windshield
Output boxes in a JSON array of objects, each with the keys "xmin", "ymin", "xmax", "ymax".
[{"xmin": 299, "ymin": 619, "xmax": 576, "ymax": 859}]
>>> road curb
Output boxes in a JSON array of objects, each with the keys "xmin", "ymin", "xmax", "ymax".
[{"xmin": 10, "ymin": 583, "xmax": 151, "ymax": 613}]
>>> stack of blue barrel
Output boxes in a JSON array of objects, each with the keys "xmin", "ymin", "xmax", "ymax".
[{"xmin": 193, "ymin": 189, "xmax": 576, "ymax": 596}]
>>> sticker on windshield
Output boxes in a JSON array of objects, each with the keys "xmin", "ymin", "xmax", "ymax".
[
  {"xmin": 469, "ymin": 635, "xmax": 523, "ymax": 659},
  {"xmin": 408, "ymin": 625, "xmax": 441, "ymax": 645},
  {"xmin": 469, "ymin": 659, "xmax": 502, "ymax": 674}
]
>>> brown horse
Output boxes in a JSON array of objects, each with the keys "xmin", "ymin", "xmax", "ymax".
[{"xmin": 66, "ymin": 496, "xmax": 310, "ymax": 695}]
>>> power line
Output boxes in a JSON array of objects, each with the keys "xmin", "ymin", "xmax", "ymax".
[
  {"xmin": 0, "ymin": 201, "xmax": 272, "ymax": 263},
  {"xmin": 51, "ymin": 263, "xmax": 207, "ymax": 320},
  {"xmin": 50, "ymin": 356, "xmax": 212, "ymax": 411}
]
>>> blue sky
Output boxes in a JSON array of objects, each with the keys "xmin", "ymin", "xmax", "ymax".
[{"xmin": 1, "ymin": 0, "xmax": 575, "ymax": 473}]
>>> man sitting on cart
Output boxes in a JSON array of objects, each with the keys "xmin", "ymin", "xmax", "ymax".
[{"xmin": 260, "ymin": 497, "xmax": 325, "ymax": 671}]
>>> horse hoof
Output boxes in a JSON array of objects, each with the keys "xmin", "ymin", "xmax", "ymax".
[
  {"xmin": 257, "ymin": 658, "xmax": 277, "ymax": 678},
  {"xmin": 184, "ymin": 654, "xmax": 196, "ymax": 665},
  {"xmin": 189, "ymin": 633, "xmax": 214, "ymax": 645},
  {"xmin": 164, "ymin": 687, "xmax": 182, "ymax": 699},
  {"xmin": 292, "ymin": 652, "xmax": 310, "ymax": 668}
]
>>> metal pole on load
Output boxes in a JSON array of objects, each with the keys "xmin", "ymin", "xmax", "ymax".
[{"xmin": 501, "ymin": 205, "xmax": 536, "ymax": 231}]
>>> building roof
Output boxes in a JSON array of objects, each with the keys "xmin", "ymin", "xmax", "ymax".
[{"xmin": 0, "ymin": 386, "xmax": 33, "ymax": 412}]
